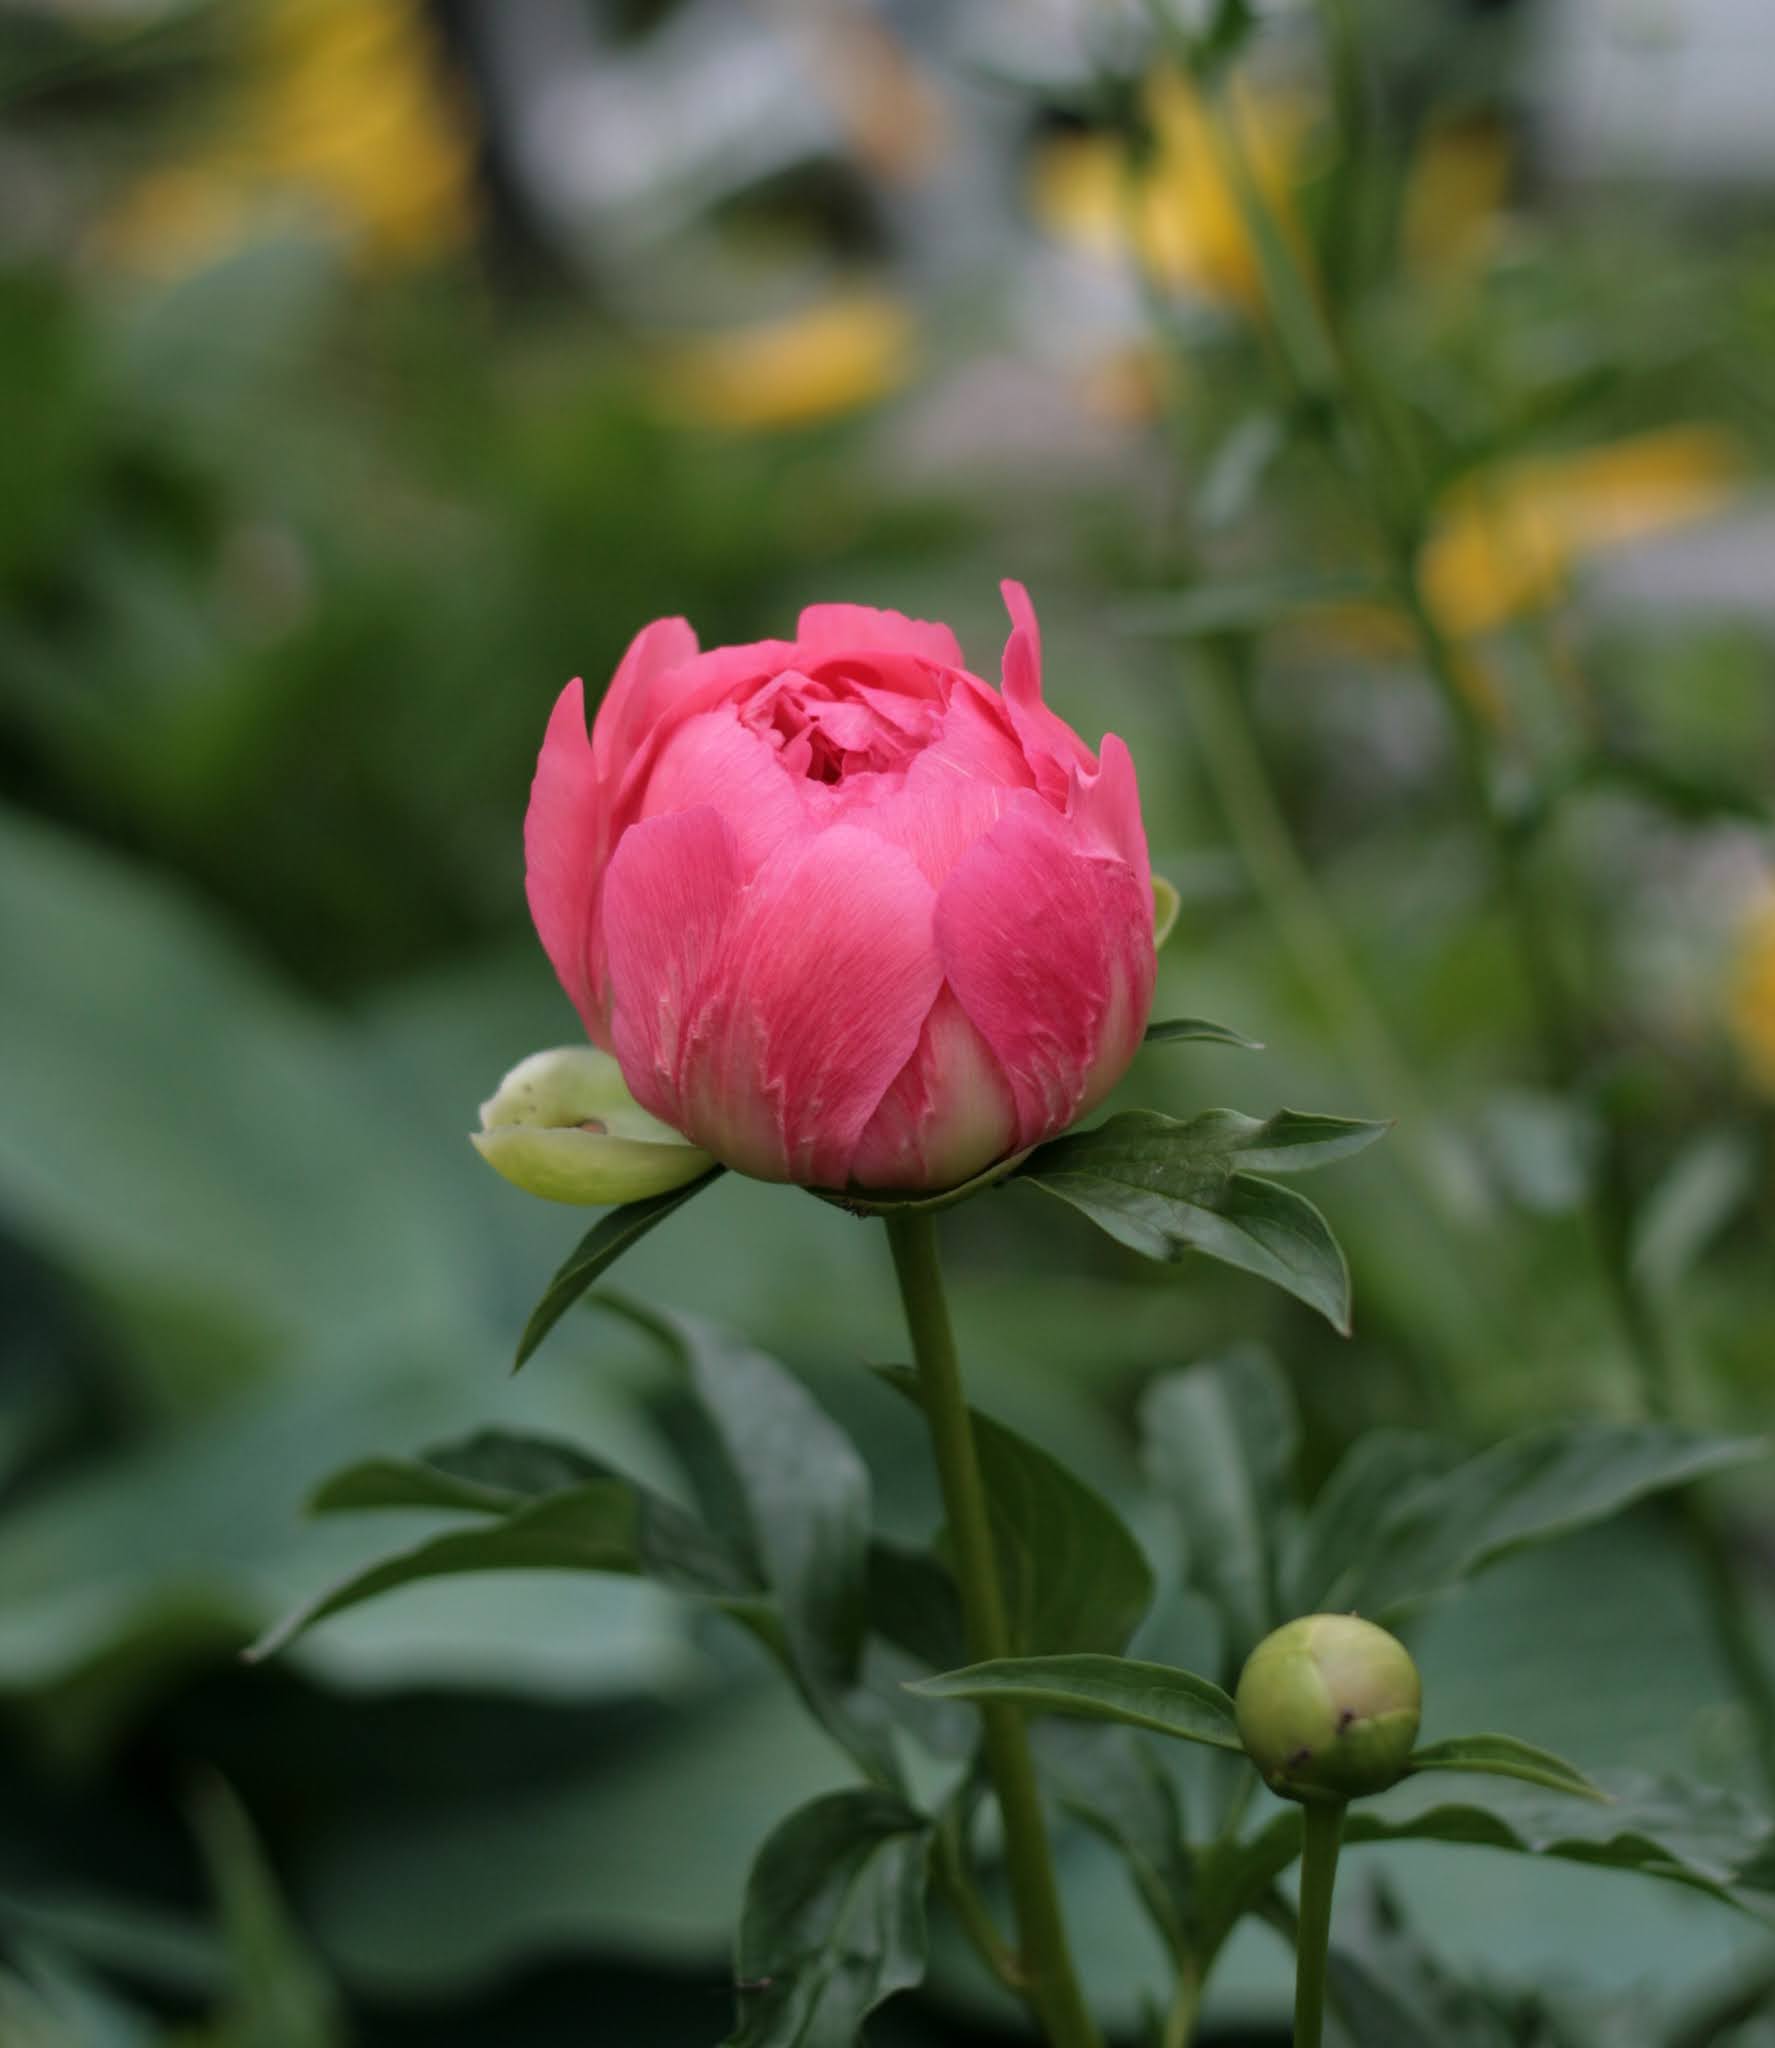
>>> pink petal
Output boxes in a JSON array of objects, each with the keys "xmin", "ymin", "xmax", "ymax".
[
  {"xmin": 1070, "ymin": 732, "xmax": 1151, "ymax": 874},
  {"xmin": 638, "ymin": 706, "xmax": 809, "ymax": 871},
  {"xmin": 601, "ymin": 805, "xmax": 746, "ymax": 1131},
  {"xmin": 999, "ymin": 579, "xmax": 1099, "ymax": 802},
  {"xmin": 935, "ymin": 792, "xmax": 1156, "ymax": 1149},
  {"xmin": 682, "ymin": 826, "xmax": 942, "ymax": 1185},
  {"xmin": 588, "ymin": 617, "xmax": 702, "ymax": 792},
  {"xmin": 525, "ymin": 679, "xmax": 605, "ymax": 1039},
  {"xmin": 795, "ymin": 604, "xmax": 966, "ymax": 670},
  {"xmin": 850, "ymin": 988, "xmax": 1018, "ymax": 1190}
]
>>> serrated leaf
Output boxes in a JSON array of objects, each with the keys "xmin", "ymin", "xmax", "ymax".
[
  {"xmin": 1339, "ymin": 1424, "xmax": 1766, "ymax": 1622},
  {"xmin": 1143, "ymin": 1017, "xmax": 1265, "ymax": 1051},
  {"xmin": 876, "ymin": 1367, "xmax": 1154, "ymax": 1656},
  {"xmin": 1406, "ymin": 1734, "xmax": 1606, "ymax": 1802},
  {"xmin": 910, "ymin": 1655, "xmax": 1243, "ymax": 1753},
  {"xmin": 512, "ymin": 1169, "xmax": 723, "ymax": 1370},
  {"xmin": 725, "ymin": 1789, "xmax": 929, "ymax": 2048},
  {"xmin": 1142, "ymin": 1349, "xmax": 1298, "ymax": 1672},
  {"xmin": 609, "ymin": 1298, "xmax": 898, "ymax": 1785}
]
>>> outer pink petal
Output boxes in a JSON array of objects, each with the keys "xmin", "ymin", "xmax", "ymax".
[
  {"xmin": 999, "ymin": 579, "xmax": 1099, "ymax": 802},
  {"xmin": 795, "ymin": 604, "xmax": 965, "ymax": 670},
  {"xmin": 588, "ymin": 617, "xmax": 702, "ymax": 791},
  {"xmin": 602, "ymin": 805, "xmax": 745, "ymax": 1131},
  {"xmin": 681, "ymin": 826, "xmax": 943, "ymax": 1186},
  {"xmin": 525, "ymin": 679, "xmax": 605, "ymax": 1039},
  {"xmin": 1070, "ymin": 732, "xmax": 1151, "ymax": 874},
  {"xmin": 849, "ymin": 987, "xmax": 1018, "ymax": 1190},
  {"xmin": 637, "ymin": 706, "xmax": 809, "ymax": 872},
  {"xmin": 935, "ymin": 792, "xmax": 1156, "ymax": 1149}
]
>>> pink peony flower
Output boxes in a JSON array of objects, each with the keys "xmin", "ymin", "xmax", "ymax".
[{"xmin": 525, "ymin": 582, "xmax": 1156, "ymax": 1192}]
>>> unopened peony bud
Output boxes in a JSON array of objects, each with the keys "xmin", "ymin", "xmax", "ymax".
[
  {"xmin": 471, "ymin": 1046, "xmax": 714, "ymax": 1206},
  {"xmin": 1234, "ymin": 1614, "xmax": 1421, "ymax": 1805}
]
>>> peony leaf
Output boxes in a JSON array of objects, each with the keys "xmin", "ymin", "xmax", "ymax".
[
  {"xmin": 909, "ymin": 1654, "xmax": 1243, "ymax": 1753},
  {"xmin": 1143, "ymin": 1016, "xmax": 1264, "ymax": 1051},
  {"xmin": 1406, "ymin": 1734, "xmax": 1607, "ymax": 1802}
]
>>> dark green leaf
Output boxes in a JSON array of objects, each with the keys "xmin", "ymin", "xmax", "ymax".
[
  {"xmin": 864, "ymin": 1542, "xmax": 967, "ymax": 1677},
  {"xmin": 1037, "ymin": 1722, "xmax": 1196, "ymax": 1960},
  {"xmin": 308, "ymin": 1428, "xmax": 606, "ymax": 1516},
  {"xmin": 877, "ymin": 1367, "xmax": 1154, "ymax": 1656},
  {"xmin": 1339, "ymin": 1424, "xmax": 1766, "ymax": 1621},
  {"xmin": 726, "ymin": 1789, "xmax": 930, "ymax": 2048},
  {"xmin": 1143, "ymin": 1017, "xmax": 1265, "ymax": 1051},
  {"xmin": 609, "ymin": 1298, "xmax": 897, "ymax": 1785},
  {"xmin": 512, "ymin": 1169, "xmax": 723, "ymax": 1370},
  {"xmin": 188, "ymin": 1778, "xmax": 345, "ymax": 2048},
  {"xmin": 1220, "ymin": 1770, "xmax": 1775, "ymax": 1926},
  {"xmin": 1406, "ymin": 1734, "xmax": 1606, "ymax": 1802},
  {"xmin": 1141, "ymin": 1349, "xmax": 1298, "ymax": 1671},
  {"xmin": 910, "ymin": 1655, "xmax": 1243, "ymax": 1752},
  {"xmin": 813, "ymin": 1149, "xmax": 1031, "ymax": 1218},
  {"xmin": 1020, "ymin": 1110, "xmax": 1374, "ymax": 1330},
  {"xmin": 1284, "ymin": 1431, "xmax": 1457, "ymax": 1615}
]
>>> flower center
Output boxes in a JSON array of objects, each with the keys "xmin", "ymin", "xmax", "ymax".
[{"xmin": 741, "ymin": 665, "xmax": 943, "ymax": 787}]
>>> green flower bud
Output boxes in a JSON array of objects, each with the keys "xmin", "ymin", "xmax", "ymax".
[
  {"xmin": 471, "ymin": 1047, "xmax": 714, "ymax": 1206},
  {"xmin": 1234, "ymin": 1614, "xmax": 1422, "ymax": 1805}
]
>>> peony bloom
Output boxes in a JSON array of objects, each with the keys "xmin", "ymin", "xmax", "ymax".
[{"xmin": 525, "ymin": 583, "xmax": 1156, "ymax": 1192}]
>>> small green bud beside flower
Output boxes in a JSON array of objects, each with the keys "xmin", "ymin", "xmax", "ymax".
[
  {"xmin": 471, "ymin": 1046, "xmax": 714, "ymax": 1206},
  {"xmin": 1234, "ymin": 1613, "xmax": 1421, "ymax": 1805}
]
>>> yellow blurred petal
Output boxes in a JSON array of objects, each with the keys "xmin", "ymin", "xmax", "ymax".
[
  {"xmin": 1403, "ymin": 120, "xmax": 1512, "ymax": 283},
  {"xmin": 1422, "ymin": 426, "xmax": 1745, "ymax": 641},
  {"xmin": 1029, "ymin": 70, "xmax": 1308, "ymax": 312},
  {"xmin": 1728, "ymin": 895, "xmax": 1775, "ymax": 1098},
  {"xmin": 651, "ymin": 294, "xmax": 916, "ymax": 432}
]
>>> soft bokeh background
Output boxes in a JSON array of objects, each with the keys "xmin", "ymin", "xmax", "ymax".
[{"xmin": 2, "ymin": 0, "xmax": 1774, "ymax": 2041}]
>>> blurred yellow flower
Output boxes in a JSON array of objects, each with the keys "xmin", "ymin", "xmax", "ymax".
[
  {"xmin": 1728, "ymin": 893, "xmax": 1775, "ymax": 1096},
  {"xmin": 649, "ymin": 293, "xmax": 916, "ymax": 433},
  {"xmin": 1402, "ymin": 120, "xmax": 1513, "ymax": 283},
  {"xmin": 97, "ymin": 0, "xmax": 475, "ymax": 275},
  {"xmin": 1030, "ymin": 71, "xmax": 1308, "ymax": 311},
  {"xmin": 1422, "ymin": 426, "xmax": 1744, "ymax": 640}
]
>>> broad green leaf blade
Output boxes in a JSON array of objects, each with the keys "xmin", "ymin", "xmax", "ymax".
[
  {"xmin": 608, "ymin": 1299, "xmax": 897, "ymax": 1785},
  {"xmin": 1037, "ymin": 1722, "xmax": 1196, "ymax": 1960},
  {"xmin": 1284, "ymin": 1431, "xmax": 1457, "ymax": 1615},
  {"xmin": 726, "ymin": 1789, "xmax": 930, "ymax": 2048},
  {"xmin": 1020, "ymin": 1109, "xmax": 1367, "ymax": 1329},
  {"xmin": 1406, "ymin": 1734, "xmax": 1606, "ymax": 1802},
  {"xmin": 1141, "ymin": 1349, "xmax": 1298, "ymax": 1671},
  {"xmin": 1119, "ymin": 572, "xmax": 1379, "ymax": 640},
  {"xmin": 512, "ymin": 1169, "xmax": 724, "ymax": 1370},
  {"xmin": 909, "ymin": 1655, "xmax": 1243, "ymax": 1752},
  {"xmin": 1342, "ymin": 1424, "xmax": 1766, "ymax": 1621},
  {"xmin": 1143, "ymin": 1017, "xmax": 1265, "ymax": 1052},
  {"xmin": 1219, "ymin": 1769, "xmax": 1775, "ymax": 1927},
  {"xmin": 877, "ymin": 1367, "xmax": 1154, "ymax": 1656},
  {"xmin": 308, "ymin": 1428, "xmax": 607, "ymax": 1516},
  {"xmin": 245, "ymin": 1483, "xmax": 646, "ymax": 1660},
  {"xmin": 189, "ymin": 1778, "xmax": 345, "ymax": 2048}
]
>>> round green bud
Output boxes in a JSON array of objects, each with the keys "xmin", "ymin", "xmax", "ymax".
[{"xmin": 1234, "ymin": 1614, "xmax": 1421, "ymax": 1805}]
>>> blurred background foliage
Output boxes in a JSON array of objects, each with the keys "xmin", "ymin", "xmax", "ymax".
[{"xmin": 1, "ymin": 0, "xmax": 1773, "ymax": 2040}]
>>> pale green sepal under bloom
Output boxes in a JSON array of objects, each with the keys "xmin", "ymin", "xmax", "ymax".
[
  {"xmin": 471, "ymin": 1046, "xmax": 715, "ymax": 1206},
  {"xmin": 1152, "ymin": 873, "xmax": 1181, "ymax": 950},
  {"xmin": 1234, "ymin": 1613, "xmax": 1422, "ymax": 1805}
]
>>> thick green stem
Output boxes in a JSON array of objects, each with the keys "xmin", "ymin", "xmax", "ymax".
[
  {"xmin": 884, "ymin": 1212, "xmax": 1102, "ymax": 2048},
  {"xmin": 1293, "ymin": 1803, "xmax": 1344, "ymax": 2048}
]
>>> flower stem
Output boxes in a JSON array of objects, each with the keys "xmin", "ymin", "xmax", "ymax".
[
  {"xmin": 1293, "ymin": 1803, "xmax": 1345, "ymax": 2048},
  {"xmin": 884, "ymin": 1211, "xmax": 1102, "ymax": 2048}
]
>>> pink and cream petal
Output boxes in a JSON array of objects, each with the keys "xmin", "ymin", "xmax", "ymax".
[
  {"xmin": 525, "ymin": 679, "xmax": 605, "ymax": 1039},
  {"xmin": 849, "ymin": 987, "xmax": 1018, "ymax": 1190}
]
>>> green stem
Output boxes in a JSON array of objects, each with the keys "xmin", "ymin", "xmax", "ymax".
[
  {"xmin": 884, "ymin": 1212, "xmax": 1102, "ymax": 2048},
  {"xmin": 1160, "ymin": 1956, "xmax": 1203, "ymax": 2048},
  {"xmin": 1293, "ymin": 1803, "xmax": 1345, "ymax": 2048}
]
